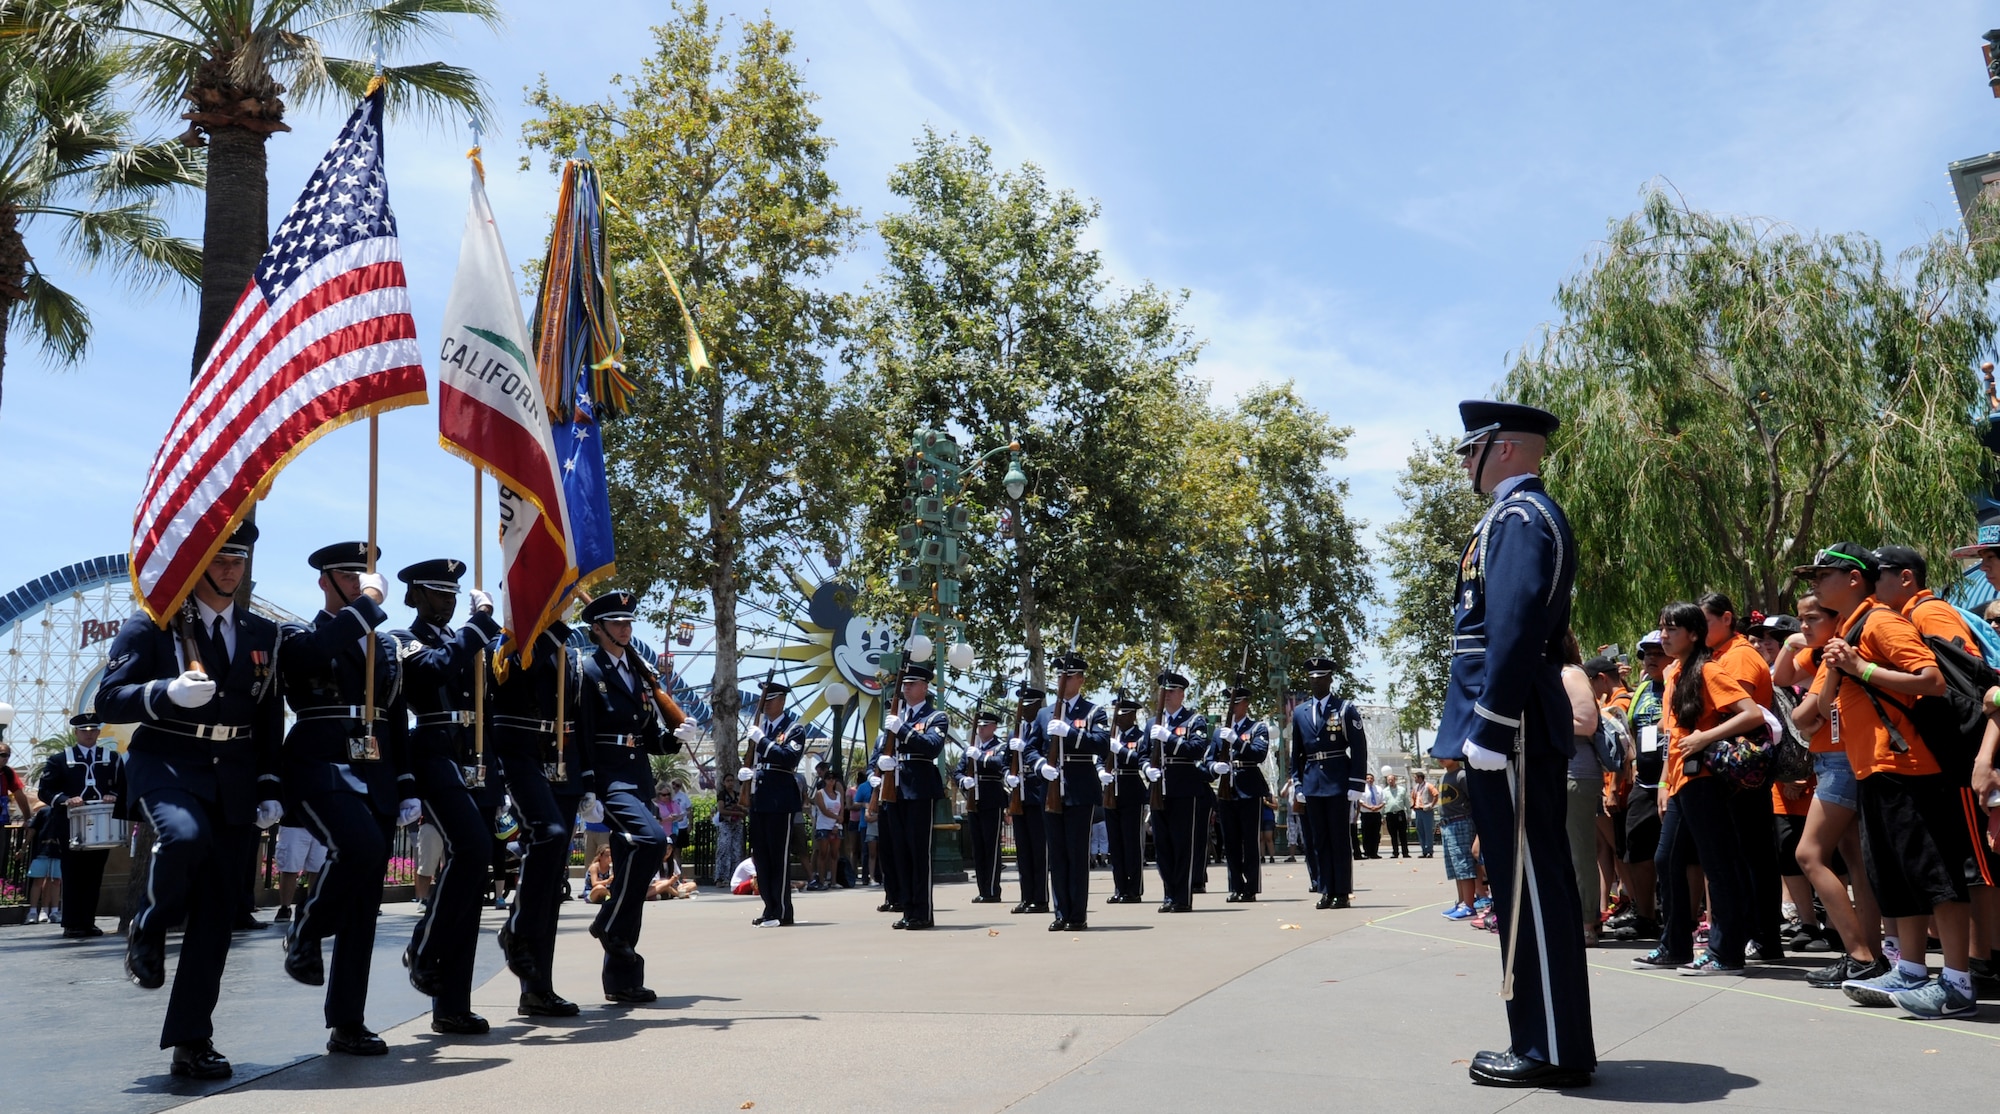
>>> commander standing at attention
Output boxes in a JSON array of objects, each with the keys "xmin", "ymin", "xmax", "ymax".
[{"xmin": 1430, "ymin": 399, "xmax": 1595, "ymax": 1090}]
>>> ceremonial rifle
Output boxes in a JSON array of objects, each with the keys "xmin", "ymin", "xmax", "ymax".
[
  {"xmin": 1007, "ymin": 688, "xmax": 1027, "ymax": 816},
  {"xmin": 740, "ymin": 628, "xmax": 786, "ymax": 813},
  {"xmin": 1150, "ymin": 639, "xmax": 1178, "ymax": 811},
  {"xmin": 1046, "ymin": 617, "xmax": 1081, "ymax": 817},
  {"xmin": 1219, "ymin": 647, "xmax": 1250, "ymax": 802}
]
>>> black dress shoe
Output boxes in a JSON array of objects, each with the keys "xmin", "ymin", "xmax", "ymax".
[
  {"xmin": 519, "ymin": 990, "xmax": 581, "ymax": 1017},
  {"xmin": 1068, "ymin": 921, "xmax": 1087, "ymax": 931},
  {"xmin": 431, "ymin": 1012, "xmax": 490, "ymax": 1035},
  {"xmin": 969, "ymin": 895, "xmax": 995, "ymax": 904},
  {"xmin": 1239, "ymin": 894, "xmax": 1257, "ymax": 903},
  {"xmin": 234, "ymin": 913, "xmax": 267, "ymax": 931},
  {"xmin": 901, "ymin": 918, "xmax": 934, "ymax": 930},
  {"xmin": 1468, "ymin": 1050, "xmax": 1590, "ymax": 1089},
  {"xmin": 408, "ymin": 962, "xmax": 445, "ymax": 997},
  {"xmin": 1331, "ymin": 895, "xmax": 1352, "ymax": 909},
  {"xmin": 126, "ymin": 931, "xmax": 166, "ymax": 990},
  {"xmin": 1158, "ymin": 901, "xmax": 1175, "ymax": 913},
  {"xmin": 1225, "ymin": 893, "xmax": 1242, "ymax": 903},
  {"xmin": 170, "ymin": 1040, "xmax": 233, "ymax": 1080},
  {"xmin": 283, "ymin": 926, "xmax": 324, "ymax": 986},
  {"xmin": 1049, "ymin": 918, "xmax": 1068, "ymax": 932},
  {"xmin": 1021, "ymin": 903, "xmax": 1049, "ymax": 914},
  {"xmin": 62, "ymin": 926, "xmax": 105, "ymax": 939},
  {"xmin": 877, "ymin": 902, "xmax": 905, "ymax": 913},
  {"xmin": 498, "ymin": 925, "xmax": 540, "ymax": 982},
  {"xmin": 326, "ymin": 1026, "xmax": 387, "ymax": 1056},
  {"xmin": 1104, "ymin": 894, "xmax": 1124, "ymax": 905},
  {"xmin": 1316, "ymin": 895, "xmax": 1334, "ymax": 909},
  {"xmin": 892, "ymin": 917, "xmax": 910, "ymax": 929},
  {"xmin": 1170, "ymin": 902, "xmax": 1193, "ymax": 913},
  {"xmin": 605, "ymin": 986, "xmax": 657, "ymax": 1004}
]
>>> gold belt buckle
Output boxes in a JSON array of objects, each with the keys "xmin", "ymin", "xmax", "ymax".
[{"xmin": 348, "ymin": 733, "xmax": 381, "ymax": 762}]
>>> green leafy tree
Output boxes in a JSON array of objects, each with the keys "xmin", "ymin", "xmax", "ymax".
[
  {"xmin": 853, "ymin": 130, "xmax": 1200, "ymax": 690},
  {"xmin": 1379, "ymin": 434, "xmax": 1484, "ymax": 737},
  {"xmin": 1508, "ymin": 189, "xmax": 1994, "ymax": 642},
  {"xmin": 0, "ymin": 19, "xmax": 201, "ymax": 408},
  {"xmin": 33, "ymin": 0, "xmax": 501, "ymax": 372},
  {"xmin": 523, "ymin": 2, "xmax": 864, "ymax": 774}
]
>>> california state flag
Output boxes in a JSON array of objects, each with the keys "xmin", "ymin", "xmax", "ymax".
[{"xmin": 437, "ymin": 162, "xmax": 577, "ymax": 665}]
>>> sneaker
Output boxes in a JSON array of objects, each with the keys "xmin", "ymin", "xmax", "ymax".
[
  {"xmin": 1632, "ymin": 948, "xmax": 1683, "ymax": 969},
  {"xmin": 1843, "ymin": 965, "xmax": 1932, "ymax": 1007},
  {"xmin": 1608, "ymin": 916, "xmax": 1660, "ymax": 942},
  {"xmin": 273, "ymin": 906, "xmax": 293, "ymax": 924},
  {"xmin": 1807, "ymin": 955, "xmax": 1887, "ymax": 989},
  {"xmin": 1693, "ymin": 920, "xmax": 1710, "ymax": 948},
  {"xmin": 1441, "ymin": 903, "xmax": 1474, "ymax": 921},
  {"xmin": 1889, "ymin": 977, "xmax": 1978, "ymax": 1020},
  {"xmin": 1679, "ymin": 953, "xmax": 1745, "ymax": 977},
  {"xmin": 1795, "ymin": 927, "xmax": 1835, "ymax": 953},
  {"xmin": 1746, "ymin": 940, "xmax": 1784, "ymax": 965},
  {"xmin": 1473, "ymin": 896, "xmax": 1492, "ymax": 912}
]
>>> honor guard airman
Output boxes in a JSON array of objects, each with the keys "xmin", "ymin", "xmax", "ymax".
[
  {"xmin": 1290, "ymin": 657, "xmax": 1366, "ymax": 909},
  {"xmin": 955, "ymin": 707, "xmax": 1009, "ymax": 903},
  {"xmin": 36, "ymin": 712, "xmax": 125, "ymax": 938},
  {"xmin": 1102, "ymin": 692, "xmax": 1150, "ymax": 904},
  {"xmin": 97, "ymin": 521, "xmax": 282, "ymax": 1079},
  {"xmin": 275, "ymin": 542, "xmax": 413, "ymax": 1057},
  {"xmin": 1212, "ymin": 681, "xmax": 1272, "ymax": 903},
  {"xmin": 739, "ymin": 680, "xmax": 803, "ymax": 927},
  {"xmin": 1143, "ymin": 670, "xmax": 1209, "ymax": 913},
  {"xmin": 1004, "ymin": 685, "xmax": 1051, "ymax": 916},
  {"xmin": 578, "ymin": 590, "xmax": 681, "ymax": 1002},
  {"xmin": 390, "ymin": 558, "xmax": 502, "ymax": 1036},
  {"xmin": 1431, "ymin": 399, "xmax": 1594, "ymax": 1090},
  {"xmin": 1030, "ymin": 652, "xmax": 1111, "ymax": 931},
  {"xmin": 490, "ymin": 621, "xmax": 594, "ymax": 1018},
  {"xmin": 877, "ymin": 661, "xmax": 949, "ymax": 929}
]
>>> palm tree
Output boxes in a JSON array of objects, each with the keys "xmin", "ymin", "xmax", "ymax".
[
  {"xmin": 44, "ymin": 0, "xmax": 500, "ymax": 373},
  {"xmin": 0, "ymin": 31, "xmax": 202, "ymax": 409}
]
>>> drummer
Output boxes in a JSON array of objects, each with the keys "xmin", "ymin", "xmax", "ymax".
[
  {"xmin": 36, "ymin": 710, "xmax": 124, "ymax": 939},
  {"xmin": 97, "ymin": 519, "xmax": 285, "ymax": 1080}
]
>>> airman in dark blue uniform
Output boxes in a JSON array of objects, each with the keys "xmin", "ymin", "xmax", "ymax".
[
  {"xmin": 740, "ymin": 687, "xmax": 805, "ymax": 927},
  {"xmin": 491, "ymin": 621, "xmax": 594, "ymax": 1018},
  {"xmin": 1289, "ymin": 656, "xmax": 1366, "ymax": 909},
  {"xmin": 1004, "ymin": 686, "xmax": 1050, "ymax": 916},
  {"xmin": 577, "ymin": 590, "xmax": 679, "ymax": 1002},
  {"xmin": 1028, "ymin": 653, "xmax": 1111, "ymax": 932},
  {"xmin": 1431, "ymin": 400, "xmax": 1593, "ymax": 1090},
  {"xmin": 97, "ymin": 521, "xmax": 280, "ymax": 1079},
  {"xmin": 1143, "ymin": 670, "xmax": 1209, "ymax": 913},
  {"xmin": 955, "ymin": 707, "xmax": 1010, "ymax": 903},
  {"xmin": 1103, "ymin": 692, "xmax": 1150, "ymax": 904},
  {"xmin": 389, "ymin": 558, "xmax": 501, "ymax": 1036},
  {"xmin": 36, "ymin": 714, "xmax": 124, "ymax": 937},
  {"xmin": 275, "ymin": 541, "xmax": 414, "ymax": 1057},
  {"xmin": 877, "ymin": 661, "xmax": 949, "ymax": 929},
  {"xmin": 1213, "ymin": 683, "xmax": 1272, "ymax": 903}
]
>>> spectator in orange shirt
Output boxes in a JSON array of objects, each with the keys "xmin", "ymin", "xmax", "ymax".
[
  {"xmin": 1784, "ymin": 594, "xmax": 1885, "ymax": 986},
  {"xmin": 1633, "ymin": 602, "xmax": 1765, "ymax": 976},
  {"xmin": 1700, "ymin": 592, "xmax": 1783, "ymax": 961},
  {"xmin": 1874, "ymin": 546, "xmax": 1976, "ymax": 652},
  {"xmin": 1792, "ymin": 542, "xmax": 1974, "ymax": 1020}
]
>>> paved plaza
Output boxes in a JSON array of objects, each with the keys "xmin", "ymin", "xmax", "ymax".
[{"xmin": 6, "ymin": 855, "xmax": 1997, "ymax": 1112}]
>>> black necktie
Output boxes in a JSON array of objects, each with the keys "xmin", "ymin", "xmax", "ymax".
[{"xmin": 205, "ymin": 615, "xmax": 231, "ymax": 680}]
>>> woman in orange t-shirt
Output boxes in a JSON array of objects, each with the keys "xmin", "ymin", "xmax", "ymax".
[{"xmin": 1635, "ymin": 602, "xmax": 1765, "ymax": 975}]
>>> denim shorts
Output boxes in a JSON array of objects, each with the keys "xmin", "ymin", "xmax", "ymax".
[
  {"xmin": 1440, "ymin": 817, "xmax": 1477, "ymax": 881},
  {"xmin": 1813, "ymin": 750, "xmax": 1860, "ymax": 812}
]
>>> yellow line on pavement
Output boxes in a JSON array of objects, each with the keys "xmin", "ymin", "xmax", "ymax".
[{"xmin": 1366, "ymin": 920, "xmax": 2000, "ymax": 1046}]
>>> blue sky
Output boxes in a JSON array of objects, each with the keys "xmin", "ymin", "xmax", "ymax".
[{"xmin": 3, "ymin": 0, "xmax": 1996, "ymax": 698}]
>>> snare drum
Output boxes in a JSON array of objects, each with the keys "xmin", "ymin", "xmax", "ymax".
[{"xmin": 68, "ymin": 801, "xmax": 130, "ymax": 850}]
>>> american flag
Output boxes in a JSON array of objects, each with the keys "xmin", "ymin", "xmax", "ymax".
[{"xmin": 131, "ymin": 87, "xmax": 427, "ymax": 625}]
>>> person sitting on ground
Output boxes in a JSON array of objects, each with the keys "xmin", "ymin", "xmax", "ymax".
[
  {"xmin": 648, "ymin": 848, "xmax": 698, "ymax": 900},
  {"xmin": 730, "ymin": 855, "xmax": 758, "ymax": 895},
  {"xmin": 586, "ymin": 845, "xmax": 615, "ymax": 904}
]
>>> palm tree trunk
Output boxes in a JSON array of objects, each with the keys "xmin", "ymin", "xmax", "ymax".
[
  {"xmin": 190, "ymin": 126, "xmax": 270, "ymax": 376},
  {"xmin": 0, "ymin": 202, "xmax": 23, "ymax": 410}
]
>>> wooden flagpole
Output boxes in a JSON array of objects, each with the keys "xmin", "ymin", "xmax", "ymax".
[
  {"xmin": 472, "ymin": 465, "xmax": 487, "ymax": 785},
  {"xmin": 364, "ymin": 414, "xmax": 379, "ymax": 739}
]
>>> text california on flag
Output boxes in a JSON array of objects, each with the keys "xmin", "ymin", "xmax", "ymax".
[
  {"xmin": 437, "ymin": 162, "xmax": 578, "ymax": 662},
  {"xmin": 130, "ymin": 87, "xmax": 427, "ymax": 625}
]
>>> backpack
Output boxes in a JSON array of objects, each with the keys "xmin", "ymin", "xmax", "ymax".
[
  {"xmin": 1846, "ymin": 607, "xmax": 1993, "ymax": 786},
  {"xmin": 1949, "ymin": 601, "xmax": 2000, "ymax": 668},
  {"xmin": 1591, "ymin": 708, "xmax": 1629, "ymax": 773}
]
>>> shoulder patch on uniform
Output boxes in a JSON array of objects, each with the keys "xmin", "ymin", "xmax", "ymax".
[
  {"xmin": 396, "ymin": 636, "xmax": 425, "ymax": 661},
  {"xmin": 106, "ymin": 653, "xmax": 133, "ymax": 672}
]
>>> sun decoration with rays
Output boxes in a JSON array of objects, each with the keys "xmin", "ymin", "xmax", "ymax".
[{"xmin": 738, "ymin": 571, "xmax": 903, "ymax": 737}]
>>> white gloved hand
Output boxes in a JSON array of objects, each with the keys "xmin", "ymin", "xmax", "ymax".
[
  {"xmin": 958, "ymin": 776, "xmax": 976, "ymax": 790},
  {"xmin": 1038, "ymin": 762, "xmax": 1060, "ymax": 781},
  {"xmin": 397, "ymin": 798, "xmax": 422, "ymax": 827},
  {"xmin": 876, "ymin": 754, "xmax": 899, "ymax": 772},
  {"xmin": 1347, "ymin": 789, "xmax": 1364, "ymax": 802},
  {"xmin": 1211, "ymin": 761, "xmax": 1231, "ymax": 777},
  {"xmin": 884, "ymin": 714, "xmax": 905, "ymax": 734},
  {"xmin": 1098, "ymin": 770, "xmax": 1115, "ymax": 787},
  {"xmin": 1143, "ymin": 765, "xmax": 1162, "ymax": 783},
  {"xmin": 1215, "ymin": 728, "xmax": 1237, "ymax": 744},
  {"xmin": 578, "ymin": 792, "xmax": 605, "ymax": 824},
  {"xmin": 469, "ymin": 588, "xmax": 494, "ymax": 614},
  {"xmin": 868, "ymin": 774, "xmax": 884, "ymax": 789},
  {"xmin": 255, "ymin": 800, "xmax": 284, "ymax": 830},
  {"xmin": 166, "ymin": 670, "xmax": 216, "ymax": 708},
  {"xmin": 1007, "ymin": 737, "xmax": 1025, "ymax": 752},
  {"xmin": 358, "ymin": 571, "xmax": 388, "ymax": 600},
  {"xmin": 1003, "ymin": 774, "xmax": 1021, "ymax": 790},
  {"xmin": 737, "ymin": 766, "xmax": 756, "ymax": 782},
  {"xmin": 746, "ymin": 724, "xmax": 765, "ymax": 744},
  {"xmin": 1464, "ymin": 740, "xmax": 1510, "ymax": 771},
  {"xmin": 674, "ymin": 721, "xmax": 699, "ymax": 743},
  {"xmin": 1149, "ymin": 724, "xmax": 1170, "ymax": 742},
  {"xmin": 1047, "ymin": 719, "xmax": 1071, "ymax": 739}
]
